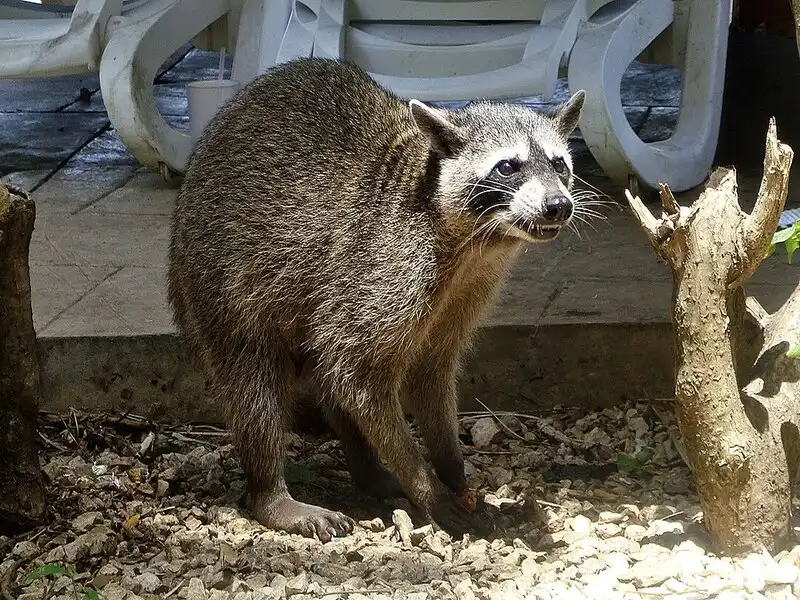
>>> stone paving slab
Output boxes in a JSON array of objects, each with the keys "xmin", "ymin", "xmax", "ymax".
[
  {"xmin": 30, "ymin": 210, "xmax": 169, "ymax": 270},
  {"xmin": 0, "ymin": 73, "xmax": 100, "ymax": 112},
  {"xmin": 0, "ymin": 113, "xmax": 110, "ymax": 175},
  {"xmin": 64, "ymin": 118, "xmax": 189, "ymax": 170},
  {"xmin": 41, "ymin": 266, "xmax": 172, "ymax": 337},
  {"xmin": 27, "ymin": 166, "xmax": 138, "ymax": 214},
  {"xmin": 29, "ymin": 264, "xmax": 118, "ymax": 332},
  {"xmin": 19, "ymin": 165, "xmax": 799, "ymax": 339}
]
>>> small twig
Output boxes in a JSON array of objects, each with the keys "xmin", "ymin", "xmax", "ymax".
[
  {"xmin": 38, "ymin": 431, "xmax": 67, "ymax": 452},
  {"xmin": 26, "ymin": 528, "xmax": 49, "ymax": 545},
  {"xmin": 170, "ymin": 433, "xmax": 216, "ymax": 447},
  {"xmin": 164, "ymin": 581, "xmax": 183, "ymax": 598},
  {"xmin": 625, "ymin": 189, "xmax": 663, "ymax": 248},
  {"xmin": 536, "ymin": 499, "xmax": 565, "ymax": 510},
  {"xmin": 658, "ymin": 182, "xmax": 680, "ymax": 216},
  {"xmin": 59, "ymin": 416, "xmax": 77, "ymax": 446},
  {"xmin": 113, "ymin": 412, "xmax": 153, "ymax": 430},
  {"xmin": 661, "ymin": 510, "xmax": 686, "ymax": 521},
  {"xmin": 71, "ymin": 408, "xmax": 80, "ymax": 441},
  {"xmin": 184, "ymin": 424, "xmax": 228, "ymax": 433},
  {"xmin": 177, "ymin": 430, "xmax": 230, "ymax": 438},
  {"xmin": 472, "ymin": 398, "xmax": 525, "ymax": 440},
  {"xmin": 464, "ymin": 405, "xmax": 596, "ymax": 452}
]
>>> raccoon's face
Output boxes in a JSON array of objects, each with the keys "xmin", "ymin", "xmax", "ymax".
[{"xmin": 410, "ymin": 91, "xmax": 585, "ymax": 244}]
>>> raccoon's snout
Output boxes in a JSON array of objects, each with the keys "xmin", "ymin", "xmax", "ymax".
[
  {"xmin": 542, "ymin": 195, "xmax": 573, "ymax": 222},
  {"xmin": 503, "ymin": 188, "xmax": 573, "ymax": 243}
]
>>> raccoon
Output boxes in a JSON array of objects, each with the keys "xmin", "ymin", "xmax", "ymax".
[{"xmin": 168, "ymin": 57, "xmax": 585, "ymax": 541}]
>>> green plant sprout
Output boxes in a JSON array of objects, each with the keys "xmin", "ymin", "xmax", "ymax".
[
  {"xmin": 617, "ymin": 440, "xmax": 653, "ymax": 475},
  {"xmin": 766, "ymin": 220, "xmax": 800, "ymax": 358},
  {"xmin": 21, "ymin": 563, "xmax": 100, "ymax": 600},
  {"xmin": 765, "ymin": 220, "xmax": 800, "ymax": 263}
]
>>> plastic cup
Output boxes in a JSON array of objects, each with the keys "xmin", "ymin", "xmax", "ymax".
[{"xmin": 186, "ymin": 79, "xmax": 241, "ymax": 144}]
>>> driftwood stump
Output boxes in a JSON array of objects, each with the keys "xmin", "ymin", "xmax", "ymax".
[
  {"xmin": 626, "ymin": 119, "xmax": 798, "ymax": 554},
  {"xmin": 0, "ymin": 182, "xmax": 46, "ymax": 532}
]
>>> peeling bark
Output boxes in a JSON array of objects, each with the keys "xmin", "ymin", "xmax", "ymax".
[
  {"xmin": 0, "ymin": 183, "xmax": 46, "ymax": 532},
  {"xmin": 792, "ymin": 0, "xmax": 800, "ymax": 57},
  {"xmin": 626, "ymin": 119, "xmax": 798, "ymax": 554}
]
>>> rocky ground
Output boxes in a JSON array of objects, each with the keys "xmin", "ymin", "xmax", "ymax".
[{"xmin": 2, "ymin": 401, "xmax": 800, "ymax": 600}]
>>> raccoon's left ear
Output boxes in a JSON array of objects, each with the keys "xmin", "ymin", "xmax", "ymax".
[
  {"xmin": 409, "ymin": 99, "xmax": 464, "ymax": 156},
  {"xmin": 553, "ymin": 90, "xmax": 586, "ymax": 137}
]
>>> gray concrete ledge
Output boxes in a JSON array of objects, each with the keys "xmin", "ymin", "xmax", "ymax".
[{"xmin": 37, "ymin": 321, "xmax": 676, "ymax": 424}]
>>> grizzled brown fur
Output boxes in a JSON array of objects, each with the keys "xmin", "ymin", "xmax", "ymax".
[{"xmin": 168, "ymin": 57, "xmax": 584, "ymax": 540}]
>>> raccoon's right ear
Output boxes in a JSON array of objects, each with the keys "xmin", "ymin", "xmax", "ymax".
[{"xmin": 409, "ymin": 99, "xmax": 464, "ymax": 156}]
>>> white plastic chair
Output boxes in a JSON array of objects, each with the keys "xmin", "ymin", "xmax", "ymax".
[
  {"xmin": 0, "ymin": 0, "xmax": 122, "ymax": 78},
  {"xmin": 99, "ymin": 0, "xmax": 236, "ymax": 179},
  {"xmin": 568, "ymin": 0, "xmax": 732, "ymax": 192},
  {"xmin": 100, "ymin": 0, "xmax": 299, "ymax": 178},
  {"xmin": 0, "ymin": 0, "xmax": 243, "ymax": 178},
  {"xmin": 268, "ymin": 0, "xmax": 731, "ymax": 192},
  {"xmin": 1, "ymin": 0, "xmax": 731, "ymax": 193},
  {"xmin": 265, "ymin": 0, "xmax": 611, "ymax": 102}
]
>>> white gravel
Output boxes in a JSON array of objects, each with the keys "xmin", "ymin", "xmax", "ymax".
[{"xmin": 2, "ymin": 400, "xmax": 800, "ymax": 600}]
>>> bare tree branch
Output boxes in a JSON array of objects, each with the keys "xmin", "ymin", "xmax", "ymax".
[
  {"xmin": 745, "ymin": 296, "xmax": 769, "ymax": 329},
  {"xmin": 659, "ymin": 182, "xmax": 680, "ymax": 216},
  {"xmin": 625, "ymin": 189, "xmax": 674, "ymax": 255},
  {"xmin": 628, "ymin": 117, "xmax": 799, "ymax": 554},
  {"xmin": 739, "ymin": 118, "xmax": 794, "ymax": 280}
]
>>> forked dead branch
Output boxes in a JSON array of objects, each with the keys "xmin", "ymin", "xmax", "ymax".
[{"xmin": 625, "ymin": 118, "xmax": 799, "ymax": 554}]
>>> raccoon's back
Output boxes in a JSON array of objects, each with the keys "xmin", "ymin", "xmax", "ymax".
[
  {"xmin": 184, "ymin": 58, "xmax": 410, "ymax": 209},
  {"xmin": 170, "ymin": 59, "xmax": 437, "ymax": 328}
]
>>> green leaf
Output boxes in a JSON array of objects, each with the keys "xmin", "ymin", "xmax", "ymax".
[
  {"xmin": 617, "ymin": 441, "xmax": 654, "ymax": 474},
  {"xmin": 787, "ymin": 345, "xmax": 800, "ymax": 358},
  {"xmin": 83, "ymin": 589, "xmax": 102, "ymax": 600},
  {"xmin": 634, "ymin": 446, "xmax": 654, "ymax": 464},
  {"xmin": 21, "ymin": 564, "xmax": 70, "ymax": 584},
  {"xmin": 765, "ymin": 243, "xmax": 777, "ymax": 259},
  {"xmin": 771, "ymin": 223, "xmax": 797, "ymax": 244},
  {"xmin": 616, "ymin": 454, "xmax": 638, "ymax": 474},
  {"xmin": 767, "ymin": 220, "xmax": 800, "ymax": 261},
  {"xmin": 786, "ymin": 235, "xmax": 799, "ymax": 263}
]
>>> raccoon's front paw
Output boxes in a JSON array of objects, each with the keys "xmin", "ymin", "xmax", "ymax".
[
  {"xmin": 253, "ymin": 495, "xmax": 355, "ymax": 542},
  {"xmin": 426, "ymin": 486, "xmax": 493, "ymax": 539}
]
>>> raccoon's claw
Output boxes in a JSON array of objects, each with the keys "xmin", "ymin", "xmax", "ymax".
[{"xmin": 253, "ymin": 495, "xmax": 355, "ymax": 542}]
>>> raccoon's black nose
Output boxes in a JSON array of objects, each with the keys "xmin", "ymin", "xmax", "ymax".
[{"xmin": 542, "ymin": 196, "xmax": 573, "ymax": 221}]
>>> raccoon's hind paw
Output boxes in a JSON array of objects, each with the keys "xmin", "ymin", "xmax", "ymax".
[
  {"xmin": 427, "ymin": 487, "xmax": 494, "ymax": 539},
  {"xmin": 253, "ymin": 495, "xmax": 355, "ymax": 542}
]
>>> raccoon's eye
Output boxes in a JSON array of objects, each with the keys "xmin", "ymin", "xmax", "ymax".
[
  {"xmin": 551, "ymin": 157, "xmax": 568, "ymax": 175},
  {"xmin": 495, "ymin": 160, "xmax": 518, "ymax": 177}
]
